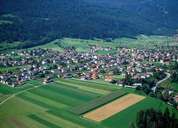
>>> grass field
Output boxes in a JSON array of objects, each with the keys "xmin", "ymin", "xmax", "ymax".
[
  {"xmin": 160, "ymin": 80, "xmax": 178, "ymax": 92},
  {"xmin": 33, "ymin": 39, "xmax": 64, "ymax": 52},
  {"xmin": 0, "ymin": 93, "xmax": 10, "ymax": 102},
  {"xmin": 35, "ymin": 35, "xmax": 176, "ymax": 52},
  {"xmin": 0, "ymin": 79, "xmax": 178, "ymax": 128},
  {"xmin": 0, "ymin": 80, "xmax": 40, "ymax": 94},
  {"xmin": 102, "ymin": 95, "xmax": 178, "ymax": 128},
  {"xmin": 71, "ymin": 90, "xmax": 126, "ymax": 115},
  {"xmin": 96, "ymin": 50, "xmax": 117, "ymax": 55}
]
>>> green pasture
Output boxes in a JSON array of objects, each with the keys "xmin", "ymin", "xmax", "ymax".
[
  {"xmin": 0, "ymin": 79, "xmax": 178, "ymax": 128},
  {"xmin": 71, "ymin": 90, "xmax": 126, "ymax": 115},
  {"xmin": 160, "ymin": 79, "xmax": 178, "ymax": 92},
  {"xmin": 96, "ymin": 50, "xmax": 117, "ymax": 55},
  {"xmin": 0, "ymin": 80, "xmax": 42, "ymax": 94},
  {"xmin": 35, "ymin": 35, "xmax": 176, "ymax": 52},
  {"xmin": 102, "ymin": 96, "xmax": 178, "ymax": 128},
  {"xmin": 33, "ymin": 39, "xmax": 63, "ymax": 52},
  {"xmin": 0, "ymin": 66, "xmax": 20, "ymax": 74},
  {"xmin": 0, "ymin": 79, "xmax": 112, "ymax": 128}
]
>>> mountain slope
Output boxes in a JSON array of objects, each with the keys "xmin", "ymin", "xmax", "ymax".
[{"xmin": 0, "ymin": 0, "xmax": 178, "ymax": 47}]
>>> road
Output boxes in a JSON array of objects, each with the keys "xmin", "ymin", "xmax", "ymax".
[
  {"xmin": 152, "ymin": 72, "xmax": 171, "ymax": 92},
  {"xmin": 0, "ymin": 85, "xmax": 43, "ymax": 106}
]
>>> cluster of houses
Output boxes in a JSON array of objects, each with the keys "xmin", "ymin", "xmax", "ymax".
[
  {"xmin": 174, "ymin": 95, "xmax": 178, "ymax": 109},
  {"xmin": 0, "ymin": 46, "xmax": 177, "ymax": 88},
  {"xmin": 89, "ymin": 45, "xmax": 113, "ymax": 53}
]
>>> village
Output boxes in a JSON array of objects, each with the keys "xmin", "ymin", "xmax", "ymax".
[
  {"xmin": 0, "ymin": 45, "xmax": 178, "ymax": 108},
  {"xmin": 0, "ymin": 46, "xmax": 177, "ymax": 86}
]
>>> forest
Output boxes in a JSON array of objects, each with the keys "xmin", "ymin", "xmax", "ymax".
[
  {"xmin": 0, "ymin": 0, "xmax": 178, "ymax": 48},
  {"xmin": 130, "ymin": 108, "xmax": 178, "ymax": 128}
]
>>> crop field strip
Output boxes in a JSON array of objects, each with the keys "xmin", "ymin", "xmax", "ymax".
[
  {"xmin": 28, "ymin": 114, "xmax": 62, "ymax": 128},
  {"xmin": 83, "ymin": 94, "xmax": 145, "ymax": 122},
  {"xmin": 47, "ymin": 110, "xmax": 108, "ymax": 128},
  {"xmin": 1, "ymin": 97, "xmax": 69, "ymax": 128},
  {"xmin": 0, "ymin": 97, "xmax": 48, "ymax": 128},
  {"xmin": 0, "ymin": 94, "xmax": 10, "ymax": 102},
  {"xmin": 102, "ymin": 96, "xmax": 178, "ymax": 128},
  {"xmin": 24, "ymin": 86, "xmax": 85, "ymax": 106},
  {"xmin": 60, "ymin": 79, "xmax": 118, "ymax": 91},
  {"xmin": 71, "ymin": 90, "xmax": 126, "ymax": 115},
  {"xmin": 11, "ymin": 81, "xmax": 109, "ymax": 128},
  {"xmin": 57, "ymin": 79, "xmax": 118, "ymax": 95},
  {"xmin": 28, "ymin": 112, "xmax": 87, "ymax": 128},
  {"xmin": 18, "ymin": 93, "xmax": 68, "ymax": 111},
  {"xmin": 1, "ymin": 79, "xmax": 178, "ymax": 128},
  {"xmin": 56, "ymin": 81, "xmax": 109, "ymax": 95},
  {"xmin": 8, "ymin": 117, "xmax": 28, "ymax": 128},
  {"xmin": 46, "ymin": 82, "xmax": 100, "ymax": 100},
  {"xmin": 17, "ymin": 82, "xmax": 100, "ymax": 109},
  {"xmin": 14, "ymin": 116, "xmax": 48, "ymax": 128},
  {"xmin": 21, "ymin": 116, "xmax": 50, "ymax": 128},
  {"xmin": 14, "ymin": 80, "xmax": 111, "ymax": 128}
]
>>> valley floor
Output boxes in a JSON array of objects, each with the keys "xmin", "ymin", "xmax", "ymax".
[{"xmin": 0, "ymin": 79, "xmax": 177, "ymax": 128}]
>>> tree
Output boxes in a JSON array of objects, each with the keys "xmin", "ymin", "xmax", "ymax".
[
  {"xmin": 136, "ymin": 110, "xmax": 146, "ymax": 128},
  {"xmin": 129, "ymin": 122, "xmax": 136, "ymax": 128},
  {"xmin": 124, "ymin": 73, "xmax": 133, "ymax": 85},
  {"xmin": 132, "ymin": 108, "xmax": 178, "ymax": 128},
  {"xmin": 171, "ymin": 71, "xmax": 178, "ymax": 83}
]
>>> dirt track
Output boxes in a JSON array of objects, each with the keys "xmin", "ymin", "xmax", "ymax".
[{"xmin": 83, "ymin": 94, "xmax": 145, "ymax": 122}]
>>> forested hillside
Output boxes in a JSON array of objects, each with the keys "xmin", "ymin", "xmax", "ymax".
[{"xmin": 0, "ymin": 0, "xmax": 178, "ymax": 48}]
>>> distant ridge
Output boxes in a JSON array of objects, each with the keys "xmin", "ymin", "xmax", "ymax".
[{"xmin": 0, "ymin": 0, "xmax": 178, "ymax": 44}]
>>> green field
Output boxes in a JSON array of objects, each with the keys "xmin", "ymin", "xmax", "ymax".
[
  {"xmin": 171, "ymin": 82, "xmax": 178, "ymax": 92},
  {"xmin": 71, "ymin": 90, "xmax": 126, "ymax": 115},
  {"xmin": 33, "ymin": 39, "xmax": 64, "ymax": 52},
  {"xmin": 102, "ymin": 96, "xmax": 178, "ymax": 128},
  {"xmin": 0, "ymin": 79, "xmax": 178, "ymax": 128},
  {"xmin": 96, "ymin": 50, "xmax": 117, "ymax": 55},
  {"xmin": 160, "ymin": 80, "xmax": 178, "ymax": 92},
  {"xmin": 35, "ymin": 35, "xmax": 176, "ymax": 52}
]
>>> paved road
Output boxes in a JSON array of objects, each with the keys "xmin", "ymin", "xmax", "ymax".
[
  {"xmin": 0, "ymin": 85, "xmax": 43, "ymax": 106},
  {"xmin": 152, "ymin": 72, "xmax": 171, "ymax": 92}
]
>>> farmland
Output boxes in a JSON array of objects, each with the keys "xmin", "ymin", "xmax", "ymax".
[
  {"xmin": 102, "ymin": 96, "xmax": 178, "ymax": 128},
  {"xmin": 71, "ymin": 90, "xmax": 126, "ymax": 115},
  {"xmin": 160, "ymin": 80, "xmax": 178, "ymax": 93},
  {"xmin": 35, "ymin": 35, "xmax": 175, "ymax": 52},
  {"xmin": 84, "ymin": 94, "xmax": 145, "ymax": 122},
  {"xmin": 0, "ymin": 79, "xmax": 178, "ymax": 128}
]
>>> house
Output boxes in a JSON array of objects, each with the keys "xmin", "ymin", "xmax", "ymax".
[
  {"xmin": 133, "ymin": 83, "xmax": 142, "ymax": 87},
  {"xmin": 89, "ymin": 68, "xmax": 99, "ymax": 80},
  {"xmin": 104, "ymin": 73, "xmax": 113, "ymax": 82},
  {"xmin": 43, "ymin": 76, "xmax": 53, "ymax": 84},
  {"xmin": 174, "ymin": 94, "xmax": 178, "ymax": 110},
  {"xmin": 174, "ymin": 95, "xmax": 178, "ymax": 103}
]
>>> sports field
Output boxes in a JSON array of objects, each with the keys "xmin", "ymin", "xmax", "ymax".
[
  {"xmin": 84, "ymin": 94, "xmax": 145, "ymax": 122},
  {"xmin": 0, "ymin": 79, "xmax": 178, "ymax": 128}
]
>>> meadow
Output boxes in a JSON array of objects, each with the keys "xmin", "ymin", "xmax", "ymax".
[
  {"xmin": 160, "ymin": 79, "xmax": 178, "ymax": 93},
  {"xmin": 34, "ymin": 35, "xmax": 176, "ymax": 53},
  {"xmin": 0, "ymin": 79, "xmax": 178, "ymax": 128}
]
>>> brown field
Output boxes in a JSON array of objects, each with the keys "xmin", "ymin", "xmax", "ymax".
[{"xmin": 83, "ymin": 94, "xmax": 145, "ymax": 122}]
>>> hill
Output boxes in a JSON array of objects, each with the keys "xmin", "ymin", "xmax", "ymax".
[{"xmin": 0, "ymin": 0, "xmax": 178, "ymax": 48}]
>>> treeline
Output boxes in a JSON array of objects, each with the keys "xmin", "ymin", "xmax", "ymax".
[
  {"xmin": 170, "ymin": 62, "xmax": 178, "ymax": 83},
  {"xmin": 1, "ymin": 0, "xmax": 178, "ymax": 49},
  {"xmin": 130, "ymin": 108, "xmax": 178, "ymax": 128}
]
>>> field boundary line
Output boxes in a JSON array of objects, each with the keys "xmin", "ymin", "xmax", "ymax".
[{"xmin": 0, "ymin": 85, "xmax": 43, "ymax": 106}]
